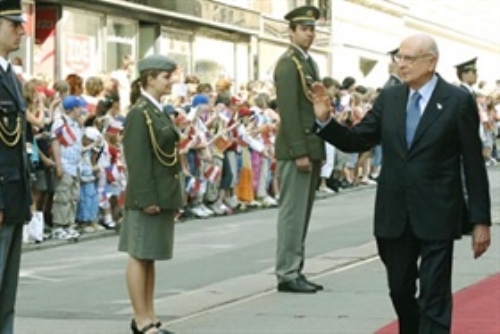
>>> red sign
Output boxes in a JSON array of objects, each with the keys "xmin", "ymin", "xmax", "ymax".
[
  {"xmin": 64, "ymin": 33, "xmax": 92, "ymax": 73},
  {"xmin": 34, "ymin": 6, "xmax": 58, "ymax": 79},
  {"xmin": 35, "ymin": 7, "xmax": 58, "ymax": 44}
]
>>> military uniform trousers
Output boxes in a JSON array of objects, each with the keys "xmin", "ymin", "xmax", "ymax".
[
  {"xmin": 275, "ymin": 159, "xmax": 321, "ymax": 283},
  {"xmin": 0, "ymin": 222, "xmax": 23, "ymax": 334}
]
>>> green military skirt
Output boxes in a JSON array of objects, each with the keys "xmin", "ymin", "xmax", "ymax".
[{"xmin": 118, "ymin": 209, "xmax": 175, "ymax": 260}]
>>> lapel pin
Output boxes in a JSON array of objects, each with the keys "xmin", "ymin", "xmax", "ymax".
[{"xmin": 437, "ymin": 103, "xmax": 442, "ymax": 110}]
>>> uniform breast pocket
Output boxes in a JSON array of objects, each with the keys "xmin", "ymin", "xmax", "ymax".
[
  {"xmin": 0, "ymin": 100, "xmax": 15, "ymax": 114},
  {"xmin": 155, "ymin": 124, "xmax": 179, "ymax": 147}
]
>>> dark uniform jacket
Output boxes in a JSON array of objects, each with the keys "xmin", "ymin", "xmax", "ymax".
[
  {"xmin": 123, "ymin": 96, "xmax": 184, "ymax": 211},
  {"xmin": 383, "ymin": 74, "xmax": 402, "ymax": 89},
  {"xmin": 274, "ymin": 46, "xmax": 325, "ymax": 161},
  {"xmin": 0, "ymin": 65, "xmax": 31, "ymax": 225},
  {"xmin": 317, "ymin": 76, "xmax": 490, "ymax": 240}
]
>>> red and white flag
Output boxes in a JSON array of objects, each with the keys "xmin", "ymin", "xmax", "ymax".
[
  {"xmin": 106, "ymin": 119, "xmax": 123, "ymax": 135},
  {"xmin": 185, "ymin": 176, "xmax": 201, "ymax": 195},
  {"xmin": 105, "ymin": 164, "xmax": 122, "ymax": 183},
  {"xmin": 203, "ymin": 164, "xmax": 222, "ymax": 183},
  {"xmin": 55, "ymin": 124, "xmax": 77, "ymax": 147}
]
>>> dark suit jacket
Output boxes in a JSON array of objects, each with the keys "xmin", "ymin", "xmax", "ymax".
[
  {"xmin": 123, "ymin": 96, "xmax": 184, "ymax": 211},
  {"xmin": 0, "ymin": 66, "xmax": 31, "ymax": 225},
  {"xmin": 317, "ymin": 76, "xmax": 491, "ymax": 240},
  {"xmin": 274, "ymin": 46, "xmax": 325, "ymax": 161}
]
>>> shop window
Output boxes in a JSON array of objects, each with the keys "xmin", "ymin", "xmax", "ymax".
[
  {"xmin": 11, "ymin": 2, "xmax": 34, "ymax": 77},
  {"xmin": 161, "ymin": 28, "xmax": 192, "ymax": 75},
  {"xmin": 106, "ymin": 17, "xmax": 138, "ymax": 73},
  {"xmin": 193, "ymin": 36, "xmax": 234, "ymax": 86},
  {"xmin": 60, "ymin": 8, "xmax": 103, "ymax": 79}
]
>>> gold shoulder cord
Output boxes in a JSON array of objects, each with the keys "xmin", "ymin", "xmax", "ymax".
[
  {"xmin": 142, "ymin": 109, "xmax": 178, "ymax": 167},
  {"xmin": 0, "ymin": 116, "xmax": 21, "ymax": 147},
  {"xmin": 291, "ymin": 56, "xmax": 315, "ymax": 103}
]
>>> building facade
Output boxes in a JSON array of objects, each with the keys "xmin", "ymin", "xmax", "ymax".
[
  {"xmin": 13, "ymin": 0, "xmax": 500, "ymax": 90},
  {"xmin": 331, "ymin": 0, "xmax": 500, "ymax": 88},
  {"xmin": 13, "ymin": 0, "xmax": 332, "ymax": 89}
]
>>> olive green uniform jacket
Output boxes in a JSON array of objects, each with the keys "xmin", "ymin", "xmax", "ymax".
[
  {"xmin": 274, "ymin": 46, "xmax": 325, "ymax": 161},
  {"xmin": 123, "ymin": 96, "xmax": 184, "ymax": 211}
]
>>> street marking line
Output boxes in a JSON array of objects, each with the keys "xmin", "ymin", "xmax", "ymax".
[{"xmin": 164, "ymin": 255, "xmax": 379, "ymax": 326}]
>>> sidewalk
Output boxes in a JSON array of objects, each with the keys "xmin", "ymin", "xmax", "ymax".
[
  {"xmin": 22, "ymin": 181, "xmax": 376, "ymax": 254},
  {"xmin": 163, "ymin": 226, "xmax": 500, "ymax": 333}
]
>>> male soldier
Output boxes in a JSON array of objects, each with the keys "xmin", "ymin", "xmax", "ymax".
[
  {"xmin": 0, "ymin": 0, "xmax": 31, "ymax": 332},
  {"xmin": 274, "ymin": 5, "xmax": 325, "ymax": 293},
  {"xmin": 383, "ymin": 48, "xmax": 402, "ymax": 88},
  {"xmin": 456, "ymin": 57, "xmax": 478, "ymax": 97}
]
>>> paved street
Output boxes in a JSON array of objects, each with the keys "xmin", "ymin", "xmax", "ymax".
[{"xmin": 16, "ymin": 168, "xmax": 500, "ymax": 334}]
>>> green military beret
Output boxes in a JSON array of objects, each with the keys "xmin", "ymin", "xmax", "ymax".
[
  {"xmin": 284, "ymin": 5, "xmax": 320, "ymax": 26},
  {"xmin": 137, "ymin": 55, "xmax": 177, "ymax": 73}
]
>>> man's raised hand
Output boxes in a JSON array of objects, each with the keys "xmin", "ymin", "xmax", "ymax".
[{"xmin": 311, "ymin": 82, "xmax": 332, "ymax": 123}]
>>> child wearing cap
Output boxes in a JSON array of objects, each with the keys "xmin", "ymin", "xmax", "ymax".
[
  {"xmin": 50, "ymin": 95, "xmax": 85, "ymax": 240},
  {"xmin": 76, "ymin": 127, "xmax": 102, "ymax": 233}
]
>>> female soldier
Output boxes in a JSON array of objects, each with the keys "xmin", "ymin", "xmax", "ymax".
[{"xmin": 118, "ymin": 55, "xmax": 183, "ymax": 334}]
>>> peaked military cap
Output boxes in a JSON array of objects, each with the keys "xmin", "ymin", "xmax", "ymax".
[
  {"xmin": 455, "ymin": 58, "xmax": 477, "ymax": 71},
  {"xmin": 137, "ymin": 55, "xmax": 177, "ymax": 73},
  {"xmin": 388, "ymin": 48, "xmax": 399, "ymax": 61},
  {"xmin": 388, "ymin": 48, "xmax": 399, "ymax": 56},
  {"xmin": 284, "ymin": 5, "xmax": 320, "ymax": 26},
  {"xmin": 0, "ymin": 0, "xmax": 24, "ymax": 23}
]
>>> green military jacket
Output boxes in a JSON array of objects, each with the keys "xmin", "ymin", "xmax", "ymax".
[
  {"xmin": 123, "ymin": 96, "xmax": 184, "ymax": 211},
  {"xmin": 274, "ymin": 46, "xmax": 325, "ymax": 161}
]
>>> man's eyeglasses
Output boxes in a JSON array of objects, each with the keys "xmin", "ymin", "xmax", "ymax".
[{"xmin": 394, "ymin": 53, "xmax": 433, "ymax": 64}]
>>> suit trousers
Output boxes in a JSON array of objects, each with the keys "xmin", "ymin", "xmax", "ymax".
[
  {"xmin": 275, "ymin": 159, "xmax": 320, "ymax": 282},
  {"xmin": 0, "ymin": 223, "xmax": 23, "ymax": 334},
  {"xmin": 376, "ymin": 225, "xmax": 454, "ymax": 334}
]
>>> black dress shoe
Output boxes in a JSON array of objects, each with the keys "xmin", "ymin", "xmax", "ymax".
[
  {"xmin": 299, "ymin": 275, "xmax": 324, "ymax": 291},
  {"xmin": 277, "ymin": 278, "xmax": 317, "ymax": 293},
  {"xmin": 157, "ymin": 329, "xmax": 175, "ymax": 334}
]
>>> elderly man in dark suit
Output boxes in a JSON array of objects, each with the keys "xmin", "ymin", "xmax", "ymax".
[
  {"xmin": 274, "ymin": 5, "xmax": 326, "ymax": 294},
  {"xmin": 0, "ymin": 1, "xmax": 31, "ymax": 333},
  {"xmin": 313, "ymin": 34, "xmax": 491, "ymax": 333}
]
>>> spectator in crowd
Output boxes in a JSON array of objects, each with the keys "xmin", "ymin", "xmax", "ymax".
[
  {"xmin": 118, "ymin": 55, "xmax": 181, "ymax": 334},
  {"xmin": 340, "ymin": 76, "xmax": 356, "ymax": 107},
  {"xmin": 49, "ymin": 80, "xmax": 70, "ymax": 122},
  {"xmin": 318, "ymin": 76, "xmax": 338, "ymax": 193},
  {"xmin": 76, "ymin": 127, "xmax": 102, "ymax": 232},
  {"xmin": 66, "ymin": 73, "xmax": 84, "ymax": 96},
  {"xmin": 50, "ymin": 95, "xmax": 86, "ymax": 240},
  {"xmin": 215, "ymin": 77, "xmax": 232, "ymax": 94},
  {"xmin": 82, "ymin": 76, "xmax": 104, "ymax": 115},
  {"xmin": 111, "ymin": 54, "xmax": 135, "ymax": 112}
]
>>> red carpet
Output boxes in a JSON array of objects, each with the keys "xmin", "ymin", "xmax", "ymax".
[{"xmin": 376, "ymin": 273, "xmax": 500, "ymax": 333}]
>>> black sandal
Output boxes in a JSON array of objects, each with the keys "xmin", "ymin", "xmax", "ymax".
[{"xmin": 137, "ymin": 322, "xmax": 157, "ymax": 333}]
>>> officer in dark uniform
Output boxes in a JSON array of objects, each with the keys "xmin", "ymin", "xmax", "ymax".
[
  {"xmin": 455, "ymin": 57, "xmax": 479, "ymax": 235},
  {"xmin": 383, "ymin": 48, "xmax": 402, "ymax": 88},
  {"xmin": 0, "ymin": 1, "xmax": 31, "ymax": 333},
  {"xmin": 455, "ymin": 57, "xmax": 478, "ymax": 97},
  {"xmin": 274, "ymin": 5, "xmax": 326, "ymax": 294}
]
